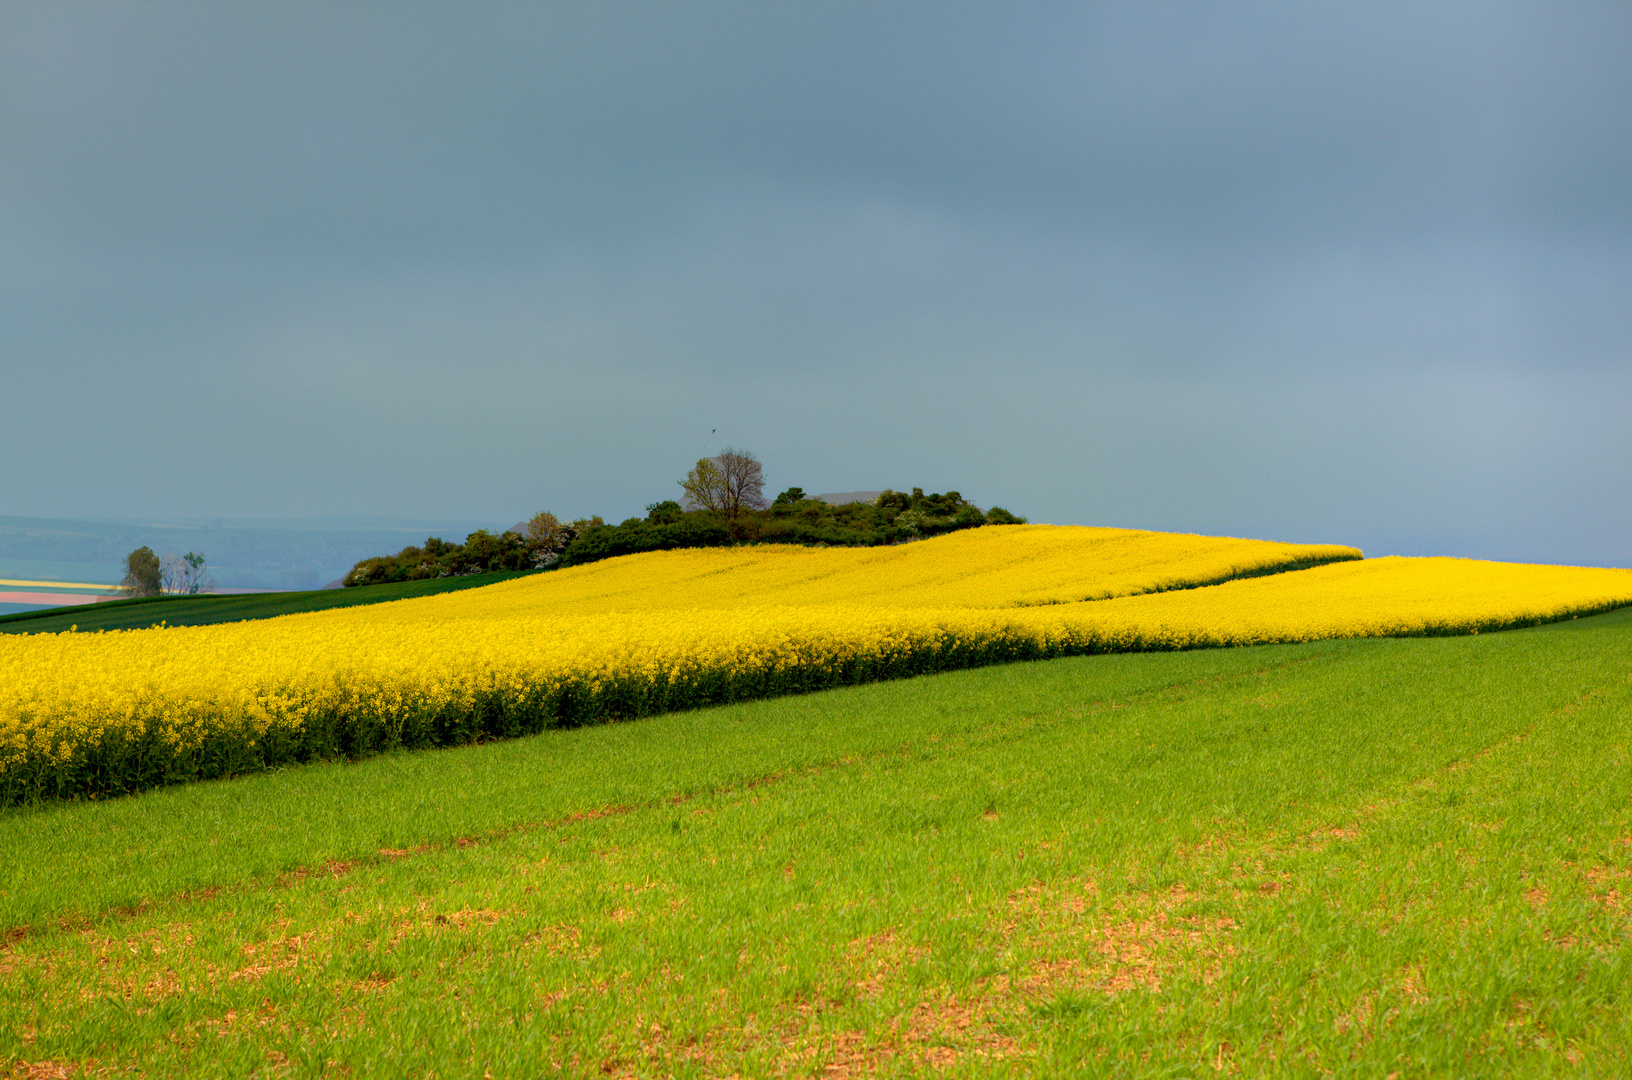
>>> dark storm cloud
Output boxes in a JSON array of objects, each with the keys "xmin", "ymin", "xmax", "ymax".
[{"xmin": 2, "ymin": 2, "xmax": 1627, "ymax": 566}]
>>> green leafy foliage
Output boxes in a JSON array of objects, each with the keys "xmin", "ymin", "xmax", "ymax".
[
  {"xmin": 644, "ymin": 500, "xmax": 683, "ymax": 524},
  {"xmin": 554, "ymin": 487, "xmax": 1003, "ymax": 566},
  {"xmin": 342, "ymin": 518, "xmax": 604, "ymax": 586},
  {"xmin": 755, "ymin": 487, "xmax": 996, "ymax": 545},
  {"xmin": 557, "ymin": 516, "xmax": 731, "ymax": 567},
  {"xmin": 119, "ymin": 546, "xmax": 162, "ymax": 597}
]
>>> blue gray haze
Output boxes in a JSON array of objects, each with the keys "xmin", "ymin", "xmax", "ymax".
[{"xmin": 3, "ymin": 2, "xmax": 1628, "ymax": 582}]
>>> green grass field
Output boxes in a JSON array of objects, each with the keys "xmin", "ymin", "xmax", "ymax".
[
  {"xmin": 0, "ymin": 571, "xmax": 541, "ymax": 636},
  {"xmin": 3, "ymin": 608, "xmax": 1629, "ymax": 1077}
]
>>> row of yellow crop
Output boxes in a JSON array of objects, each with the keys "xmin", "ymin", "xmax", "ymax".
[
  {"xmin": 398, "ymin": 523, "xmax": 1361, "ymax": 614},
  {"xmin": 2, "ymin": 531, "xmax": 1628, "ymax": 803}
]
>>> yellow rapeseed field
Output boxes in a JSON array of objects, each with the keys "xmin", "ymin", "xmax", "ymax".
[
  {"xmin": 2, "ymin": 525, "xmax": 1628, "ymax": 802},
  {"xmin": 421, "ymin": 524, "xmax": 1361, "ymax": 612}
]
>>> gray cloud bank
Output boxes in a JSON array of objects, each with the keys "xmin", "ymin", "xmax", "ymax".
[{"xmin": 3, "ymin": 2, "xmax": 1627, "ymax": 566}]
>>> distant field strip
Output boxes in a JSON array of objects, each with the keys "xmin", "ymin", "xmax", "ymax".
[
  {"xmin": 0, "ymin": 593, "xmax": 102, "ymax": 608},
  {"xmin": 2, "ymin": 526, "xmax": 1629, "ymax": 803},
  {"xmin": 0, "ymin": 579, "xmax": 111, "ymax": 591},
  {"xmin": 0, "ymin": 579, "xmax": 111, "ymax": 609}
]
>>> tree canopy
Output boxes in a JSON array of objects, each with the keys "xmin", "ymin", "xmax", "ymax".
[
  {"xmin": 119, "ymin": 547, "xmax": 163, "ymax": 598},
  {"xmin": 342, "ymin": 452, "xmax": 1025, "ymax": 584}
]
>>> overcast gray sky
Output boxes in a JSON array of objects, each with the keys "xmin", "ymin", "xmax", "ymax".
[{"xmin": 3, "ymin": 2, "xmax": 1627, "ymax": 566}]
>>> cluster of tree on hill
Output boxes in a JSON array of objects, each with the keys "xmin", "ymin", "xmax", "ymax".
[
  {"xmin": 341, "ymin": 448, "xmax": 1025, "ymax": 587},
  {"xmin": 118, "ymin": 546, "xmax": 214, "ymax": 597},
  {"xmin": 341, "ymin": 518, "xmax": 605, "ymax": 586}
]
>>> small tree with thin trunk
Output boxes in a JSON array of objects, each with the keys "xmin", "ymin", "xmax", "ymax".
[{"xmin": 680, "ymin": 447, "xmax": 767, "ymax": 536}]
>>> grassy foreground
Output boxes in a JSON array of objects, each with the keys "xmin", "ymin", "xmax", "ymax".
[
  {"xmin": 0, "ymin": 571, "xmax": 540, "ymax": 636},
  {"xmin": 2, "ymin": 609, "xmax": 1630, "ymax": 1077}
]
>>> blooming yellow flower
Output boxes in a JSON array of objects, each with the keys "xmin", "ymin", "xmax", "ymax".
[{"xmin": 2, "ymin": 526, "xmax": 1626, "ymax": 802}]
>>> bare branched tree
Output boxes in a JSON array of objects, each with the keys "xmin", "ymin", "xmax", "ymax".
[
  {"xmin": 680, "ymin": 447, "xmax": 767, "ymax": 534},
  {"xmin": 160, "ymin": 551, "xmax": 214, "ymax": 595},
  {"xmin": 717, "ymin": 448, "xmax": 769, "ymax": 521}
]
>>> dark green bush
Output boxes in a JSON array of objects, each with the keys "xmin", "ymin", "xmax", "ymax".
[
  {"xmin": 557, "ymin": 516, "xmax": 731, "ymax": 567},
  {"xmin": 345, "ymin": 530, "xmax": 536, "ymax": 586},
  {"xmin": 645, "ymin": 500, "xmax": 684, "ymax": 524},
  {"xmin": 875, "ymin": 489, "xmax": 911, "ymax": 512},
  {"xmin": 345, "ymin": 486, "xmax": 1023, "ymax": 579}
]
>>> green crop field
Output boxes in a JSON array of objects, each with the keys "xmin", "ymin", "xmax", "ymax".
[
  {"xmin": 3, "ymin": 608, "xmax": 1629, "ymax": 1077},
  {"xmin": 0, "ymin": 571, "xmax": 541, "ymax": 637}
]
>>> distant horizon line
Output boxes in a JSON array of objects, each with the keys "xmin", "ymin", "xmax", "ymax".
[{"xmin": 0, "ymin": 512, "xmax": 518, "ymax": 532}]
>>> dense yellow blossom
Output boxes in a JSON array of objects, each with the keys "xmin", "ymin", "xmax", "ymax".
[
  {"xmin": 416, "ymin": 524, "xmax": 1361, "ymax": 612},
  {"xmin": 2, "ymin": 526, "xmax": 1627, "ymax": 801}
]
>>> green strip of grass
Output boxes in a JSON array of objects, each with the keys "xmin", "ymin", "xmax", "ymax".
[
  {"xmin": 0, "ymin": 570, "xmax": 541, "ymax": 635},
  {"xmin": 2, "ymin": 609, "xmax": 1629, "ymax": 1076}
]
